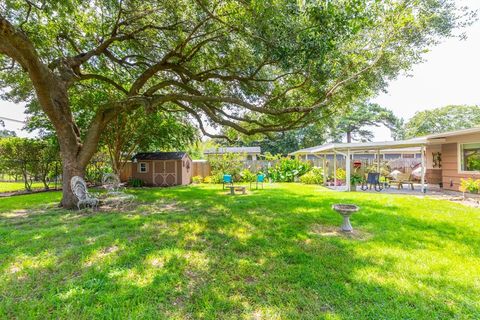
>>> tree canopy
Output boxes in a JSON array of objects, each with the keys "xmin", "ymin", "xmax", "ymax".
[
  {"xmin": 329, "ymin": 102, "xmax": 401, "ymax": 143},
  {"xmin": 0, "ymin": 0, "xmax": 472, "ymax": 207},
  {"xmin": 404, "ymin": 105, "xmax": 480, "ymax": 138}
]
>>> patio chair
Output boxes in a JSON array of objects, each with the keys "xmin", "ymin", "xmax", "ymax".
[
  {"xmin": 70, "ymin": 176, "xmax": 99, "ymax": 210},
  {"xmin": 360, "ymin": 172, "xmax": 383, "ymax": 192},
  {"xmin": 251, "ymin": 174, "xmax": 265, "ymax": 190},
  {"xmin": 223, "ymin": 174, "xmax": 233, "ymax": 190},
  {"xmin": 389, "ymin": 173, "xmax": 415, "ymax": 190}
]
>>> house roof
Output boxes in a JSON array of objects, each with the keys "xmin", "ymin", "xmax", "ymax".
[
  {"xmin": 204, "ymin": 147, "xmax": 261, "ymax": 154},
  {"xmin": 423, "ymin": 126, "xmax": 480, "ymax": 140},
  {"xmin": 290, "ymin": 126, "xmax": 480, "ymax": 156},
  {"xmin": 132, "ymin": 152, "xmax": 187, "ymax": 160}
]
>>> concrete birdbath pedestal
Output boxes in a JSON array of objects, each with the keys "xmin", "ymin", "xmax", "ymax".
[{"xmin": 332, "ymin": 204, "xmax": 359, "ymax": 232}]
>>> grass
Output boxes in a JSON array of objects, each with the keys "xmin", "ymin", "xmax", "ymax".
[
  {"xmin": 0, "ymin": 181, "xmax": 60, "ymax": 193},
  {"xmin": 0, "ymin": 183, "xmax": 479, "ymax": 319}
]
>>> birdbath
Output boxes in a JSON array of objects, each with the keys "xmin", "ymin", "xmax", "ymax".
[{"xmin": 332, "ymin": 204, "xmax": 359, "ymax": 232}]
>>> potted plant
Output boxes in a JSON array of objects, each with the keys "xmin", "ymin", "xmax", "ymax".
[{"xmin": 350, "ymin": 173, "xmax": 364, "ymax": 191}]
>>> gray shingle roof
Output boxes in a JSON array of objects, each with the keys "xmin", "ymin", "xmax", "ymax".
[
  {"xmin": 204, "ymin": 147, "xmax": 261, "ymax": 154},
  {"xmin": 132, "ymin": 152, "xmax": 187, "ymax": 160}
]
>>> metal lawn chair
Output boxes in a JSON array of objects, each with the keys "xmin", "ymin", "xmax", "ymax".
[
  {"xmin": 70, "ymin": 176, "xmax": 99, "ymax": 209},
  {"xmin": 251, "ymin": 174, "xmax": 265, "ymax": 190},
  {"xmin": 360, "ymin": 172, "xmax": 383, "ymax": 192},
  {"xmin": 223, "ymin": 174, "xmax": 233, "ymax": 189}
]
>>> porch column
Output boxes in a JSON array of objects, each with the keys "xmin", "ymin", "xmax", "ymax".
[
  {"xmin": 333, "ymin": 151, "xmax": 337, "ymax": 187},
  {"xmin": 346, "ymin": 149, "xmax": 351, "ymax": 191},
  {"xmin": 377, "ymin": 149, "xmax": 381, "ymax": 173},
  {"xmin": 421, "ymin": 145, "xmax": 426, "ymax": 193},
  {"xmin": 323, "ymin": 154, "xmax": 327, "ymax": 185}
]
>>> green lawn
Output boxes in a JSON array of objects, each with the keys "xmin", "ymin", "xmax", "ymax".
[
  {"xmin": 0, "ymin": 181, "xmax": 59, "ymax": 193},
  {"xmin": 0, "ymin": 184, "xmax": 479, "ymax": 319}
]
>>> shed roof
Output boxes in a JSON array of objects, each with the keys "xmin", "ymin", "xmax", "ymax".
[
  {"xmin": 133, "ymin": 152, "xmax": 187, "ymax": 160},
  {"xmin": 204, "ymin": 147, "xmax": 261, "ymax": 154}
]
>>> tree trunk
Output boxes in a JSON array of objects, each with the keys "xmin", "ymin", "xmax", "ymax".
[
  {"xmin": 59, "ymin": 148, "xmax": 86, "ymax": 208},
  {"xmin": 346, "ymin": 131, "xmax": 352, "ymax": 143}
]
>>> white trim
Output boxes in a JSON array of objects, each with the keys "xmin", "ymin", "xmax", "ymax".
[
  {"xmin": 138, "ymin": 162, "xmax": 149, "ymax": 173},
  {"xmin": 458, "ymin": 142, "xmax": 480, "ymax": 174}
]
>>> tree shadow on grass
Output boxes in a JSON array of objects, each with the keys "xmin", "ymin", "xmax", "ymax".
[{"xmin": 0, "ymin": 185, "xmax": 479, "ymax": 319}]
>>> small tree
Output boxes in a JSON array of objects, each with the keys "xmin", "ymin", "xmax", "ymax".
[{"xmin": 0, "ymin": 137, "xmax": 47, "ymax": 190}]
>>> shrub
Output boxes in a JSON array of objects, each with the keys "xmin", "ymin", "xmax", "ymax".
[
  {"xmin": 240, "ymin": 169, "xmax": 256, "ymax": 183},
  {"xmin": 192, "ymin": 175, "xmax": 203, "ymax": 184},
  {"xmin": 335, "ymin": 168, "xmax": 346, "ymax": 180},
  {"xmin": 203, "ymin": 174, "xmax": 222, "ymax": 184},
  {"xmin": 300, "ymin": 167, "xmax": 324, "ymax": 184},
  {"xmin": 267, "ymin": 157, "xmax": 311, "ymax": 182},
  {"xmin": 128, "ymin": 178, "xmax": 144, "ymax": 187},
  {"xmin": 459, "ymin": 178, "xmax": 480, "ymax": 194}
]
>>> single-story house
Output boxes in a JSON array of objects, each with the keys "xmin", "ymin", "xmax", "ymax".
[
  {"xmin": 127, "ymin": 152, "xmax": 192, "ymax": 186},
  {"xmin": 290, "ymin": 127, "xmax": 480, "ymax": 192},
  {"xmin": 204, "ymin": 146, "xmax": 261, "ymax": 160}
]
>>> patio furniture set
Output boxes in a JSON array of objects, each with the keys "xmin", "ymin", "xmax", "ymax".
[{"xmin": 222, "ymin": 174, "xmax": 265, "ymax": 195}]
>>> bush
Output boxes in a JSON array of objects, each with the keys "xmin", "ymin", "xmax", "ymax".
[
  {"xmin": 459, "ymin": 178, "xmax": 480, "ymax": 194},
  {"xmin": 267, "ymin": 157, "xmax": 311, "ymax": 182},
  {"xmin": 334, "ymin": 168, "xmax": 346, "ymax": 180},
  {"xmin": 192, "ymin": 175, "xmax": 203, "ymax": 184},
  {"xmin": 300, "ymin": 167, "xmax": 324, "ymax": 184},
  {"xmin": 128, "ymin": 178, "xmax": 144, "ymax": 187},
  {"xmin": 240, "ymin": 169, "xmax": 256, "ymax": 183},
  {"xmin": 204, "ymin": 174, "xmax": 222, "ymax": 184}
]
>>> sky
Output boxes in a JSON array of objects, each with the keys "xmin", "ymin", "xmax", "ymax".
[{"xmin": 1, "ymin": 0, "xmax": 479, "ymax": 140}]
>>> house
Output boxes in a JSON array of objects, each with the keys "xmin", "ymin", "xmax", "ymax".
[
  {"xmin": 290, "ymin": 127, "xmax": 480, "ymax": 192},
  {"xmin": 204, "ymin": 146, "xmax": 261, "ymax": 160},
  {"xmin": 423, "ymin": 128, "xmax": 480, "ymax": 190},
  {"xmin": 127, "ymin": 152, "xmax": 192, "ymax": 186}
]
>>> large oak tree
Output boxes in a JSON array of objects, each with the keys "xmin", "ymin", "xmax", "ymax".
[{"xmin": 0, "ymin": 0, "xmax": 470, "ymax": 207}]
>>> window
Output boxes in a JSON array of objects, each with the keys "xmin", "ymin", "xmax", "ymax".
[
  {"xmin": 460, "ymin": 143, "xmax": 480, "ymax": 172},
  {"xmin": 139, "ymin": 162, "xmax": 148, "ymax": 173}
]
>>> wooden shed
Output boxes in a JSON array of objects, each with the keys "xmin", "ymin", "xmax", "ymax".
[{"xmin": 130, "ymin": 152, "xmax": 192, "ymax": 186}]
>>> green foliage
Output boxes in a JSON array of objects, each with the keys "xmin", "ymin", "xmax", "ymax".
[
  {"xmin": 208, "ymin": 153, "xmax": 245, "ymax": 181},
  {"xmin": 192, "ymin": 175, "xmax": 203, "ymax": 184},
  {"xmin": 203, "ymin": 175, "xmax": 222, "ymax": 184},
  {"xmin": 1, "ymin": 0, "xmax": 471, "ymax": 174},
  {"xmin": 128, "ymin": 178, "xmax": 144, "ymax": 188},
  {"xmin": 299, "ymin": 167, "xmax": 324, "ymax": 184},
  {"xmin": 330, "ymin": 102, "xmax": 402, "ymax": 142},
  {"xmin": 0, "ymin": 120, "xmax": 16, "ymax": 138},
  {"xmin": 102, "ymin": 109, "xmax": 198, "ymax": 173},
  {"xmin": 350, "ymin": 173, "xmax": 364, "ymax": 185},
  {"xmin": 335, "ymin": 168, "xmax": 347, "ymax": 180},
  {"xmin": 459, "ymin": 178, "xmax": 480, "ymax": 194},
  {"xmin": 240, "ymin": 169, "xmax": 256, "ymax": 183},
  {"xmin": 267, "ymin": 158, "xmax": 311, "ymax": 182},
  {"xmin": 404, "ymin": 105, "xmax": 480, "ymax": 138},
  {"xmin": 0, "ymin": 137, "xmax": 60, "ymax": 190}
]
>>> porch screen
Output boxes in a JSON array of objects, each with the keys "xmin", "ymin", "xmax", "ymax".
[{"xmin": 460, "ymin": 143, "xmax": 480, "ymax": 172}]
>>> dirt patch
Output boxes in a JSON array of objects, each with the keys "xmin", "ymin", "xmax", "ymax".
[{"xmin": 310, "ymin": 224, "xmax": 372, "ymax": 240}]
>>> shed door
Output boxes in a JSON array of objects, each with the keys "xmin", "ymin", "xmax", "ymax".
[{"xmin": 153, "ymin": 160, "xmax": 177, "ymax": 186}]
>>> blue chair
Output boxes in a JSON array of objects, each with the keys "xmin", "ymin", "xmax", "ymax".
[
  {"xmin": 223, "ymin": 174, "xmax": 233, "ymax": 189},
  {"xmin": 255, "ymin": 174, "xmax": 265, "ymax": 190}
]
